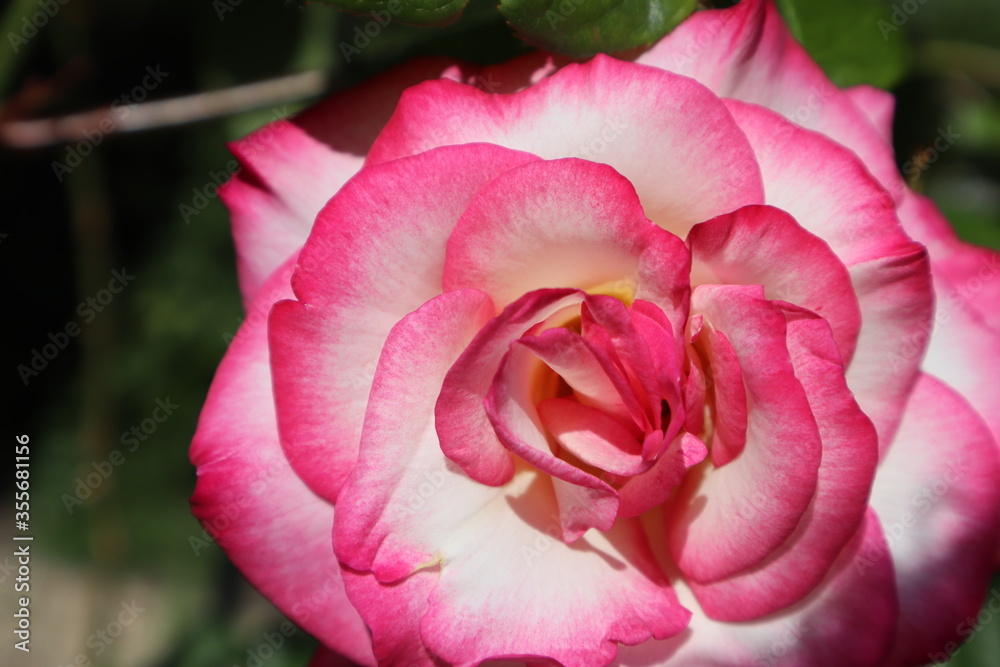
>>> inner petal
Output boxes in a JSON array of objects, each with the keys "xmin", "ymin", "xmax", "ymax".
[{"xmin": 537, "ymin": 398, "xmax": 645, "ymax": 476}]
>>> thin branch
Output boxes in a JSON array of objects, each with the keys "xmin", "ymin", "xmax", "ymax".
[
  {"xmin": 919, "ymin": 40, "xmax": 1000, "ymax": 90},
  {"xmin": 0, "ymin": 70, "xmax": 327, "ymax": 149}
]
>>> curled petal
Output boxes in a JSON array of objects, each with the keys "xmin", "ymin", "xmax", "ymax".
[{"xmin": 668, "ymin": 285, "xmax": 822, "ymax": 584}]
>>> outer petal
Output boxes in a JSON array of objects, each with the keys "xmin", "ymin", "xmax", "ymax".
[
  {"xmin": 898, "ymin": 190, "xmax": 1000, "ymax": 331},
  {"xmin": 190, "ymin": 256, "xmax": 374, "ymax": 666},
  {"xmin": 635, "ymin": 0, "xmax": 902, "ymax": 197},
  {"xmin": 220, "ymin": 57, "xmax": 473, "ymax": 304},
  {"xmin": 687, "ymin": 305, "xmax": 878, "ymax": 621},
  {"xmin": 335, "ymin": 290, "xmax": 690, "ymax": 667},
  {"xmin": 721, "ymin": 100, "xmax": 911, "ymax": 268},
  {"xmin": 268, "ymin": 144, "xmax": 538, "ymax": 503},
  {"xmin": 341, "ymin": 568, "xmax": 440, "ymax": 667},
  {"xmin": 844, "ymin": 85, "xmax": 895, "ymax": 144},
  {"xmin": 368, "ymin": 54, "xmax": 765, "ymax": 237},
  {"xmin": 668, "ymin": 285, "xmax": 822, "ymax": 584},
  {"xmin": 616, "ymin": 510, "xmax": 897, "ymax": 667},
  {"xmin": 723, "ymin": 100, "xmax": 933, "ymax": 449},
  {"xmin": 897, "ymin": 190, "xmax": 1000, "ymax": 448},
  {"xmin": 869, "ymin": 374, "xmax": 1000, "ymax": 665}
]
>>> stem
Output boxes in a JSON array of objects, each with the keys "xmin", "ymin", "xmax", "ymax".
[{"xmin": 0, "ymin": 70, "xmax": 327, "ymax": 149}]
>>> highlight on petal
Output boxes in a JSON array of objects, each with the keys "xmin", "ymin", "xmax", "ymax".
[{"xmin": 368, "ymin": 53, "xmax": 765, "ymax": 237}]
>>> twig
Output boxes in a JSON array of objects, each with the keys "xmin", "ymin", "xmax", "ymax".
[
  {"xmin": 919, "ymin": 40, "xmax": 1000, "ymax": 90},
  {"xmin": 1, "ymin": 70, "xmax": 327, "ymax": 149}
]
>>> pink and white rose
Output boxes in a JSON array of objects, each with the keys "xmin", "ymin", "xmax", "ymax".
[{"xmin": 190, "ymin": 0, "xmax": 1000, "ymax": 664}]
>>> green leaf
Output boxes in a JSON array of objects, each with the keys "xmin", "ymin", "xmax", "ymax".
[
  {"xmin": 499, "ymin": 0, "xmax": 699, "ymax": 58},
  {"xmin": 775, "ymin": 0, "xmax": 911, "ymax": 89},
  {"xmin": 316, "ymin": 0, "xmax": 469, "ymax": 26}
]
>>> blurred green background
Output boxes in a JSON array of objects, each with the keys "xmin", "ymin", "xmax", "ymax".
[{"xmin": 0, "ymin": 0, "xmax": 998, "ymax": 665}]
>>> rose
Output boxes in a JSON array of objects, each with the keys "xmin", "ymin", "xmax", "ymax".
[{"xmin": 189, "ymin": 0, "xmax": 1000, "ymax": 665}]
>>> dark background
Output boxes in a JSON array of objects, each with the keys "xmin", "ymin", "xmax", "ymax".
[{"xmin": 1, "ymin": 0, "xmax": 999, "ymax": 665}]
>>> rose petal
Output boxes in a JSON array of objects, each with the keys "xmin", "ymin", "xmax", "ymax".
[
  {"xmin": 221, "ymin": 58, "xmax": 474, "ymax": 304},
  {"xmin": 716, "ymin": 101, "xmax": 932, "ymax": 448},
  {"xmin": 667, "ymin": 285, "xmax": 822, "ymax": 584},
  {"xmin": 636, "ymin": 0, "xmax": 902, "ymax": 198},
  {"xmin": 368, "ymin": 54, "xmax": 765, "ymax": 237},
  {"xmin": 617, "ymin": 510, "xmax": 897, "ymax": 667},
  {"xmin": 269, "ymin": 144, "xmax": 537, "ymax": 502},
  {"xmin": 688, "ymin": 204, "xmax": 860, "ymax": 364},
  {"xmin": 844, "ymin": 84, "xmax": 895, "ymax": 144},
  {"xmin": 870, "ymin": 373, "xmax": 1000, "ymax": 665},
  {"xmin": 688, "ymin": 304, "xmax": 878, "ymax": 621},
  {"xmin": 897, "ymin": 191, "xmax": 1000, "ymax": 449},
  {"xmin": 487, "ymin": 338, "xmax": 621, "ymax": 541},
  {"xmin": 437, "ymin": 289, "xmax": 586, "ymax": 487},
  {"xmin": 444, "ymin": 158, "xmax": 660, "ymax": 307},
  {"xmin": 190, "ymin": 256, "xmax": 374, "ymax": 665},
  {"xmin": 335, "ymin": 288, "xmax": 689, "ymax": 666}
]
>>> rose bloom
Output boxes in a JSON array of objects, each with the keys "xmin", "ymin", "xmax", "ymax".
[{"xmin": 189, "ymin": 0, "xmax": 1000, "ymax": 664}]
